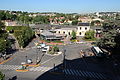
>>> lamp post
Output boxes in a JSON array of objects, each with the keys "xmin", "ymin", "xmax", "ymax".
[
  {"xmin": 36, "ymin": 46, "xmax": 40, "ymax": 64},
  {"xmin": 25, "ymin": 56, "xmax": 27, "ymax": 64},
  {"xmin": 62, "ymin": 43, "xmax": 66, "ymax": 69}
]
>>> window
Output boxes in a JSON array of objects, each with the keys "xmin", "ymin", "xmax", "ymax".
[
  {"xmin": 58, "ymin": 31, "xmax": 60, "ymax": 34},
  {"xmin": 85, "ymin": 27, "xmax": 87, "ymax": 30},
  {"xmin": 80, "ymin": 27, "xmax": 81, "ymax": 30},
  {"xmin": 68, "ymin": 32, "xmax": 70, "ymax": 35},
  {"xmin": 79, "ymin": 32, "xmax": 81, "ymax": 35},
  {"xmin": 63, "ymin": 31, "xmax": 65, "ymax": 34}
]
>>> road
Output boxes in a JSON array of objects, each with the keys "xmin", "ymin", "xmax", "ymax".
[{"xmin": 1, "ymin": 42, "xmax": 119, "ymax": 80}]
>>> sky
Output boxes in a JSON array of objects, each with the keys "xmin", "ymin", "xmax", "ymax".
[{"xmin": 0, "ymin": 0, "xmax": 120, "ymax": 13}]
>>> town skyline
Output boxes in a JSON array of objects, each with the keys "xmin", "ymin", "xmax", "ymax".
[{"xmin": 0, "ymin": 0, "xmax": 120, "ymax": 13}]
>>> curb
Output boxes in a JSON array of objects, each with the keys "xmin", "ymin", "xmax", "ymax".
[
  {"xmin": 0, "ymin": 57, "xmax": 13, "ymax": 64},
  {"xmin": 23, "ymin": 64, "xmax": 40, "ymax": 67},
  {"xmin": 16, "ymin": 69, "xmax": 29, "ymax": 72}
]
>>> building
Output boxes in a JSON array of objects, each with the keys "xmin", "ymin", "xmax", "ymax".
[
  {"xmin": 40, "ymin": 30, "xmax": 65, "ymax": 41},
  {"xmin": 54, "ymin": 23, "xmax": 90, "ymax": 37},
  {"xmin": 55, "ymin": 28, "xmax": 76, "ymax": 36},
  {"xmin": 91, "ymin": 27, "xmax": 103, "ymax": 38},
  {"xmin": 3, "ymin": 20, "xmax": 25, "ymax": 26},
  {"xmin": 4, "ymin": 20, "xmax": 18, "ymax": 26},
  {"xmin": 76, "ymin": 23, "xmax": 90, "ymax": 37},
  {"xmin": 78, "ymin": 17, "xmax": 92, "ymax": 23}
]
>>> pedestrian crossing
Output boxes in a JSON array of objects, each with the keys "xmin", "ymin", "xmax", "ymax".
[
  {"xmin": 29, "ymin": 66, "xmax": 53, "ymax": 72},
  {"xmin": 63, "ymin": 69, "xmax": 107, "ymax": 80},
  {"xmin": 0, "ymin": 64, "xmax": 108, "ymax": 80},
  {"xmin": 0, "ymin": 64, "xmax": 22, "ymax": 70}
]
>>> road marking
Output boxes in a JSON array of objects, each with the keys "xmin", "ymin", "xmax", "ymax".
[{"xmin": 41, "ymin": 57, "xmax": 56, "ymax": 65}]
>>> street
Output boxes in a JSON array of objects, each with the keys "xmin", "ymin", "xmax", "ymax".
[{"xmin": 0, "ymin": 42, "xmax": 119, "ymax": 80}]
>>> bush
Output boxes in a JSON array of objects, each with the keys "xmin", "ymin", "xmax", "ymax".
[
  {"xmin": 48, "ymin": 46, "xmax": 59, "ymax": 54},
  {"xmin": 0, "ymin": 71, "xmax": 5, "ymax": 80},
  {"xmin": 84, "ymin": 30, "xmax": 96, "ymax": 41},
  {"xmin": 53, "ymin": 46, "xmax": 59, "ymax": 52}
]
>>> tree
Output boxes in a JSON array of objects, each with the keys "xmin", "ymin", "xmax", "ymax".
[
  {"xmin": 72, "ymin": 20, "xmax": 79, "ymax": 25},
  {"xmin": 0, "ymin": 71, "xmax": 5, "ymax": 80},
  {"xmin": 84, "ymin": 30, "xmax": 95, "ymax": 40},
  {"xmin": 8, "ymin": 26, "xmax": 35, "ymax": 48},
  {"xmin": 91, "ymin": 20, "xmax": 101, "ymax": 26},
  {"xmin": 33, "ymin": 16, "xmax": 49, "ymax": 24},
  {"xmin": 96, "ymin": 29, "xmax": 119, "ymax": 54},
  {"xmin": 0, "ymin": 21, "xmax": 5, "ymax": 30},
  {"xmin": 71, "ymin": 30, "xmax": 76, "ymax": 39},
  {"xmin": 0, "ymin": 21, "xmax": 11, "ymax": 54},
  {"xmin": 53, "ymin": 46, "xmax": 59, "ymax": 52}
]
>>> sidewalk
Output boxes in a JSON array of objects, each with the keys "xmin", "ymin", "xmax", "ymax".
[{"xmin": 0, "ymin": 54, "xmax": 13, "ymax": 64}]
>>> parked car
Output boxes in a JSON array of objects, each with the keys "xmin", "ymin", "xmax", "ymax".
[
  {"xmin": 42, "ymin": 46, "xmax": 50, "ymax": 52},
  {"xmin": 37, "ymin": 43, "xmax": 46, "ymax": 49}
]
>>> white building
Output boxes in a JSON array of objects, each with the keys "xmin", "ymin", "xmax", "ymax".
[
  {"xmin": 55, "ymin": 28, "xmax": 76, "ymax": 36},
  {"xmin": 76, "ymin": 26, "xmax": 90, "ymax": 36},
  {"xmin": 54, "ymin": 23, "xmax": 90, "ymax": 37}
]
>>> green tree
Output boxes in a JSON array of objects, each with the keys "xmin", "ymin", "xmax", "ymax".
[
  {"xmin": 33, "ymin": 16, "xmax": 49, "ymax": 24},
  {"xmin": 72, "ymin": 20, "xmax": 79, "ymax": 25},
  {"xmin": 8, "ymin": 26, "xmax": 35, "ymax": 48},
  {"xmin": 84, "ymin": 30, "xmax": 95, "ymax": 40},
  {"xmin": 0, "ymin": 21, "xmax": 5, "ymax": 30},
  {"xmin": 96, "ymin": 29, "xmax": 118, "ymax": 54},
  {"xmin": 71, "ymin": 30, "xmax": 76, "ymax": 39},
  {"xmin": 53, "ymin": 46, "xmax": 59, "ymax": 52},
  {"xmin": 0, "ymin": 71, "xmax": 5, "ymax": 80}
]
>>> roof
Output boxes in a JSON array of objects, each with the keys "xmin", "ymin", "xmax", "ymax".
[
  {"xmin": 41, "ymin": 30, "xmax": 54, "ymax": 36},
  {"xmin": 55, "ymin": 28, "xmax": 76, "ymax": 31},
  {"xmin": 78, "ymin": 23, "xmax": 90, "ymax": 26},
  {"xmin": 41, "ymin": 30, "xmax": 66, "ymax": 37},
  {"xmin": 91, "ymin": 27, "xmax": 103, "ymax": 30}
]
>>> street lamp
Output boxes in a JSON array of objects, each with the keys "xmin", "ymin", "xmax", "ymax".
[
  {"xmin": 36, "ymin": 46, "xmax": 40, "ymax": 64},
  {"xmin": 25, "ymin": 56, "xmax": 27, "ymax": 64},
  {"xmin": 63, "ymin": 49, "xmax": 66, "ymax": 69},
  {"xmin": 62, "ymin": 43, "xmax": 66, "ymax": 69}
]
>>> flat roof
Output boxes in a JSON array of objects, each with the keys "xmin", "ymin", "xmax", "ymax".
[{"xmin": 55, "ymin": 28, "xmax": 76, "ymax": 31}]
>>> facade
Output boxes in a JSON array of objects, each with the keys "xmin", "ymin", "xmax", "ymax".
[
  {"xmin": 76, "ymin": 26, "xmax": 90, "ymax": 36},
  {"xmin": 54, "ymin": 23, "xmax": 90, "ymax": 37},
  {"xmin": 76, "ymin": 23, "xmax": 90, "ymax": 37},
  {"xmin": 55, "ymin": 28, "xmax": 76, "ymax": 36}
]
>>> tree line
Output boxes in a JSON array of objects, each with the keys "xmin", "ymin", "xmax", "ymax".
[
  {"xmin": 0, "ymin": 21, "xmax": 11, "ymax": 53},
  {"xmin": 0, "ymin": 10, "xmax": 49, "ymax": 24},
  {"xmin": 6, "ymin": 26, "xmax": 35, "ymax": 48}
]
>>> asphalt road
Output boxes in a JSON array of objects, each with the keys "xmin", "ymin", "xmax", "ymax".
[{"xmin": 1, "ymin": 43, "xmax": 119, "ymax": 80}]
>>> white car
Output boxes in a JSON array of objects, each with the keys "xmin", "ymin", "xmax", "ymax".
[
  {"xmin": 37, "ymin": 43, "xmax": 46, "ymax": 49},
  {"xmin": 42, "ymin": 46, "xmax": 50, "ymax": 52}
]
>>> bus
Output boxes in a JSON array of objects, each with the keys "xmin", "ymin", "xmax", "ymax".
[{"xmin": 91, "ymin": 46, "xmax": 106, "ymax": 57}]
